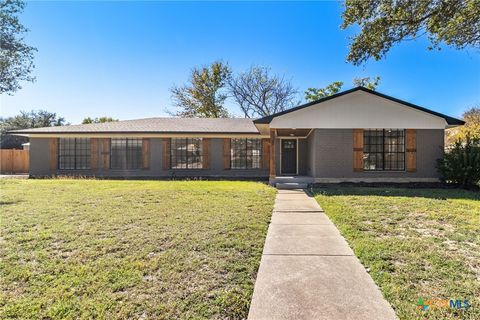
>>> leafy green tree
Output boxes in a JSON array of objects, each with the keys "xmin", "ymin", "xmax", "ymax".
[
  {"xmin": 228, "ymin": 66, "xmax": 298, "ymax": 118},
  {"xmin": 82, "ymin": 116, "xmax": 118, "ymax": 124},
  {"xmin": 305, "ymin": 77, "xmax": 381, "ymax": 102},
  {"xmin": 305, "ymin": 81, "xmax": 343, "ymax": 102},
  {"xmin": 437, "ymin": 135, "xmax": 480, "ymax": 188},
  {"xmin": 0, "ymin": 110, "xmax": 67, "ymax": 148},
  {"xmin": 171, "ymin": 61, "xmax": 232, "ymax": 118},
  {"xmin": 342, "ymin": 0, "xmax": 480, "ymax": 65},
  {"xmin": 1, "ymin": 0, "xmax": 37, "ymax": 94},
  {"xmin": 353, "ymin": 76, "xmax": 380, "ymax": 90}
]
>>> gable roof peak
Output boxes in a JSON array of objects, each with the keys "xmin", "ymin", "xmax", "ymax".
[{"xmin": 254, "ymin": 87, "xmax": 464, "ymax": 126}]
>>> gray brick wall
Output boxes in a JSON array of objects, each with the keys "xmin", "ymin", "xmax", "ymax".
[
  {"xmin": 29, "ymin": 129, "xmax": 444, "ymax": 181},
  {"xmin": 29, "ymin": 138, "xmax": 268, "ymax": 178},
  {"xmin": 310, "ymin": 129, "xmax": 444, "ymax": 179}
]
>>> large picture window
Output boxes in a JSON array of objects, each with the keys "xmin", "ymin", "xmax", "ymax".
[
  {"xmin": 58, "ymin": 138, "xmax": 91, "ymax": 170},
  {"xmin": 231, "ymin": 138, "xmax": 262, "ymax": 169},
  {"xmin": 110, "ymin": 138, "xmax": 143, "ymax": 169},
  {"xmin": 364, "ymin": 129, "xmax": 405, "ymax": 171},
  {"xmin": 170, "ymin": 138, "xmax": 203, "ymax": 169}
]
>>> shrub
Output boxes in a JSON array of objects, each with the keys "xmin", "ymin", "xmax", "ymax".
[{"xmin": 437, "ymin": 136, "xmax": 480, "ymax": 187}]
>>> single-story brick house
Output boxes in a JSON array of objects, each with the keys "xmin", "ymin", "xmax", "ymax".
[{"xmin": 11, "ymin": 87, "xmax": 464, "ymax": 184}]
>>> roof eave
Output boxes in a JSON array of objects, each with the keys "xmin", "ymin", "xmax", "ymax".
[{"xmin": 7, "ymin": 131, "xmax": 263, "ymax": 136}]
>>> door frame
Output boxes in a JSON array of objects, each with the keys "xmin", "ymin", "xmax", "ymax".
[{"xmin": 279, "ymin": 138, "xmax": 299, "ymax": 175}]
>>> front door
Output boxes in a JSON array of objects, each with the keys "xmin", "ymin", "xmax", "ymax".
[{"xmin": 281, "ymin": 139, "xmax": 297, "ymax": 175}]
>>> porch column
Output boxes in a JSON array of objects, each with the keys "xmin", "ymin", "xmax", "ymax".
[{"xmin": 269, "ymin": 129, "xmax": 276, "ymax": 179}]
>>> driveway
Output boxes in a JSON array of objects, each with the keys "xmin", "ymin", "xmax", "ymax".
[{"xmin": 248, "ymin": 189, "xmax": 397, "ymax": 320}]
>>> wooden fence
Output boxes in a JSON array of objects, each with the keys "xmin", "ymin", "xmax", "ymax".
[{"xmin": 0, "ymin": 149, "xmax": 29, "ymax": 174}]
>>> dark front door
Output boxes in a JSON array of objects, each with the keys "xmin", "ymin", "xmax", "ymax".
[{"xmin": 281, "ymin": 139, "xmax": 297, "ymax": 175}]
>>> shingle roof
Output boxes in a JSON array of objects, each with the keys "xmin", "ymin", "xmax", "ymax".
[
  {"xmin": 254, "ymin": 87, "xmax": 465, "ymax": 126},
  {"xmin": 10, "ymin": 117, "xmax": 260, "ymax": 134}
]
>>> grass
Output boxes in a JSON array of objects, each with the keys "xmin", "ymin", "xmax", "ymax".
[
  {"xmin": 312, "ymin": 187, "xmax": 480, "ymax": 320},
  {"xmin": 0, "ymin": 179, "xmax": 276, "ymax": 320}
]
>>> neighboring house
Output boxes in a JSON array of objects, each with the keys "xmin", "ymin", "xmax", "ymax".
[{"xmin": 11, "ymin": 87, "xmax": 464, "ymax": 184}]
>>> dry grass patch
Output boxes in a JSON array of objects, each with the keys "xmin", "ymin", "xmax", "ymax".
[
  {"xmin": 313, "ymin": 187, "xmax": 479, "ymax": 320},
  {"xmin": 0, "ymin": 180, "xmax": 275, "ymax": 319}
]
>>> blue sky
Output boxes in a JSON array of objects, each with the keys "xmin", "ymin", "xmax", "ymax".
[{"xmin": 2, "ymin": 1, "xmax": 479, "ymax": 124}]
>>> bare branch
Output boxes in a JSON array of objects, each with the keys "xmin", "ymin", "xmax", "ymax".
[{"xmin": 228, "ymin": 66, "xmax": 298, "ymax": 118}]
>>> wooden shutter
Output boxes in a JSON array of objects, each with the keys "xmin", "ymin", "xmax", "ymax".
[
  {"xmin": 262, "ymin": 138, "xmax": 270, "ymax": 170},
  {"xmin": 202, "ymin": 138, "xmax": 210, "ymax": 169},
  {"xmin": 223, "ymin": 138, "xmax": 231, "ymax": 170},
  {"xmin": 406, "ymin": 129, "xmax": 417, "ymax": 172},
  {"xmin": 353, "ymin": 129, "xmax": 364, "ymax": 172},
  {"xmin": 49, "ymin": 138, "xmax": 58, "ymax": 171},
  {"xmin": 101, "ymin": 138, "xmax": 110, "ymax": 170},
  {"xmin": 142, "ymin": 138, "xmax": 150, "ymax": 169},
  {"xmin": 90, "ymin": 138, "xmax": 98, "ymax": 170},
  {"xmin": 162, "ymin": 138, "xmax": 170, "ymax": 170}
]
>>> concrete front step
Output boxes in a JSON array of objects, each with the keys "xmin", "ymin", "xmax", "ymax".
[
  {"xmin": 275, "ymin": 182, "xmax": 308, "ymax": 189},
  {"xmin": 273, "ymin": 176, "xmax": 314, "ymax": 183}
]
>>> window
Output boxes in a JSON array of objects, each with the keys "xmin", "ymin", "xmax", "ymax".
[
  {"xmin": 58, "ymin": 138, "xmax": 91, "ymax": 170},
  {"xmin": 170, "ymin": 138, "xmax": 203, "ymax": 169},
  {"xmin": 110, "ymin": 138, "xmax": 143, "ymax": 169},
  {"xmin": 231, "ymin": 138, "xmax": 262, "ymax": 169},
  {"xmin": 364, "ymin": 129, "xmax": 405, "ymax": 171}
]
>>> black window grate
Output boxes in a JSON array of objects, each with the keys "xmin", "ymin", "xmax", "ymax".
[
  {"xmin": 110, "ymin": 138, "xmax": 143, "ymax": 169},
  {"xmin": 58, "ymin": 138, "xmax": 91, "ymax": 170},
  {"xmin": 364, "ymin": 129, "xmax": 405, "ymax": 171},
  {"xmin": 170, "ymin": 138, "xmax": 203, "ymax": 169},
  {"xmin": 231, "ymin": 138, "xmax": 262, "ymax": 169}
]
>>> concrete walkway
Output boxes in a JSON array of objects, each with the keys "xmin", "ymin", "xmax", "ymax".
[{"xmin": 248, "ymin": 189, "xmax": 397, "ymax": 320}]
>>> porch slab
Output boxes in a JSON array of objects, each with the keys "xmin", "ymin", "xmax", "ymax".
[
  {"xmin": 276, "ymin": 189, "xmax": 307, "ymax": 195},
  {"xmin": 248, "ymin": 255, "xmax": 397, "ymax": 320},
  {"xmin": 263, "ymin": 224, "xmax": 354, "ymax": 256},
  {"xmin": 272, "ymin": 176, "xmax": 315, "ymax": 184}
]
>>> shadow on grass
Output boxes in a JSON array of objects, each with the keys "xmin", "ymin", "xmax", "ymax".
[
  {"xmin": 0, "ymin": 200, "xmax": 22, "ymax": 206},
  {"xmin": 310, "ymin": 186, "xmax": 480, "ymax": 201}
]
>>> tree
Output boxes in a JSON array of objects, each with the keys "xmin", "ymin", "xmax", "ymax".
[
  {"xmin": 353, "ymin": 76, "xmax": 380, "ymax": 90},
  {"xmin": 228, "ymin": 66, "xmax": 298, "ymax": 118},
  {"xmin": 446, "ymin": 107, "xmax": 480, "ymax": 146},
  {"xmin": 0, "ymin": 110, "xmax": 67, "ymax": 148},
  {"xmin": 1, "ymin": 0, "xmax": 37, "ymax": 94},
  {"xmin": 171, "ymin": 61, "xmax": 232, "ymax": 118},
  {"xmin": 305, "ymin": 81, "xmax": 343, "ymax": 102},
  {"xmin": 341, "ymin": 0, "xmax": 480, "ymax": 65},
  {"xmin": 305, "ymin": 77, "xmax": 381, "ymax": 102},
  {"xmin": 82, "ymin": 116, "xmax": 118, "ymax": 124}
]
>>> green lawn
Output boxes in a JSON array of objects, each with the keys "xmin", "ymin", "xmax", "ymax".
[
  {"xmin": 312, "ymin": 187, "xmax": 480, "ymax": 320},
  {"xmin": 0, "ymin": 180, "xmax": 276, "ymax": 320}
]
